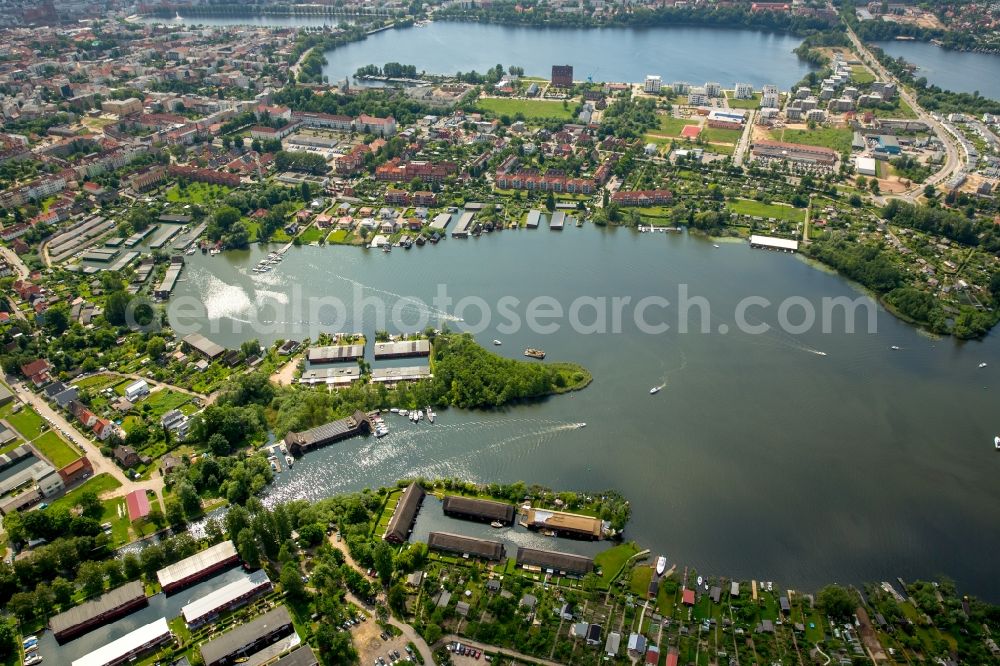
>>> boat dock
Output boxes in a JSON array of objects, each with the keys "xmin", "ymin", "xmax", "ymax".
[
  {"xmin": 123, "ymin": 226, "xmax": 156, "ymax": 248},
  {"xmin": 525, "ymin": 210, "xmax": 542, "ymax": 229},
  {"xmin": 107, "ymin": 250, "xmax": 139, "ymax": 272},
  {"xmin": 171, "ymin": 222, "xmax": 207, "ymax": 251},
  {"xmin": 452, "ymin": 212, "xmax": 475, "ymax": 238},
  {"xmin": 749, "ymin": 234, "xmax": 799, "ymax": 253},
  {"xmin": 154, "ymin": 260, "xmax": 183, "ymax": 300},
  {"xmin": 549, "ymin": 212, "xmax": 566, "ymax": 230}
]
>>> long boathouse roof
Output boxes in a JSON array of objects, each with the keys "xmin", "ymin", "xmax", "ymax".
[{"xmin": 384, "ymin": 482, "xmax": 426, "ymax": 543}]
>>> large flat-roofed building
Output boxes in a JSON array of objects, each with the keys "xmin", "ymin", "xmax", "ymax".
[
  {"xmin": 370, "ymin": 366, "xmax": 431, "ymax": 384},
  {"xmin": 156, "ymin": 540, "xmax": 239, "ymax": 593},
  {"xmin": 50, "ymin": 581, "xmax": 148, "ymax": 643},
  {"xmin": 373, "ymin": 339, "xmax": 431, "ymax": 359},
  {"xmin": 427, "ymin": 531, "xmax": 506, "ymax": 561},
  {"xmin": 751, "ymin": 140, "xmax": 838, "ymax": 165},
  {"xmin": 199, "ymin": 606, "xmax": 294, "ymax": 666},
  {"xmin": 516, "ymin": 546, "xmax": 594, "ymax": 575},
  {"xmin": 706, "ymin": 109, "xmax": 747, "ymax": 129},
  {"xmin": 298, "ymin": 366, "xmax": 362, "ymax": 386},
  {"xmin": 182, "ymin": 570, "xmax": 272, "ymax": 627},
  {"xmin": 525, "ymin": 507, "xmax": 604, "ymax": 539},
  {"xmin": 71, "ymin": 617, "xmax": 172, "ymax": 666},
  {"xmin": 283, "ymin": 410, "xmax": 370, "ymax": 455},
  {"xmin": 182, "ymin": 333, "xmax": 226, "ymax": 360},
  {"xmin": 0, "ymin": 383, "xmax": 13, "ymax": 406},
  {"xmin": 442, "ymin": 495, "xmax": 516, "ymax": 525},
  {"xmin": 384, "ymin": 482, "xmax": 426, "ymax": 543},
  {"xmin": 307, "ymin": 344, "xmax": 365, "ymax": 363}
]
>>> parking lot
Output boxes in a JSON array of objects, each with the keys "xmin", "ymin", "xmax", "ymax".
[
  {"xmin": 352, "ymin": 619, "xmax": 417, "ymax": 665},
  {"xmin": 446, "ymin": 641, "xmax": 484, "ymax": 663}
]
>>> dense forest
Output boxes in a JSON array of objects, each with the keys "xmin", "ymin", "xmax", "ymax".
[{"xmin": 272, "ymin": 87, "xmax": 433, "ymax": 127}]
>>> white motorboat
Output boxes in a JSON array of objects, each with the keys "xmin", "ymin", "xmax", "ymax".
[
  {"xmin": 390, "ymin": 407, "xmax": 399, "ymax": 413},
  {"xmin": 285, "ymin": 455, "xmax": 294, "ymax": 467},
  {"xmin": 399, "ymin": 409, "xmax": 408, "ymax": 417},
  {"xmin": 650, "ymin": 386, "xmax": 661, "ymax": 394},
  {"xmin": 979, "ymin": 362, "xmax": 988, "ymax": 368},
  {"xmin": 697, "ymin": 575, "xmax": 703, "ymax": 586},
  {"xmin": 890, "ymin": 345, "xmax": 900, "ymax": 350},
  {"xmin": 493, "ymin": 339, "xmax": 502, "ymax": 345},
  {"xmin": 656, "ymin": 556, "xmax": 667, "ymax": 576},
  {"xmin": 713, "ymin": 244, "xmax": 720, "ymax": 248},
  {"xmin": 426, "ymin": 406, "xmax": 435, "ymax": 423},
  {"xmin": 490, "ymin": 521, "xmax": 504, "ymax": 528},
  {"xmin": 22, "ymin": 637, "xmax": 38, "ymax": 647},
  {"xmin": 415, "ymin": 409, "xmax": 423, "ymax": 421},
  {"xmin": 574, "ymin": 422, "xmax": 587, "ymax": 428},
  {"xmin": 995, "ymin": 435, "xmax": 1000, "ymax": 450}
]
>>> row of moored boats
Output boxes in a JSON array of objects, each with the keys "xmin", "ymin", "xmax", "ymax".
[
  {"xmin": 253, "ymin": 251, "xmax": 283, "ymax": 274},
  {"xmin": 22, "ymin": 636, "xmax": 42, "ymax": 665}
]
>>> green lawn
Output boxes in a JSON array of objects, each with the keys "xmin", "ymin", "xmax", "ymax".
[
  {"xmin": 298, "ymin": 226, "xmax": 324, "ymax": 243},
  {"xmin": 326, "ymin": 229, "xmax": 350, "ymax": 243},
  {"xmin": 594, "ymin": 541, "xmax": 640, "ymax": 588},
  {"xmin": 727, "ymin": 199, "xmax": 806, "ymax": 223},
  {"xmin": 774, "ymin": 127, "xmax": 853, "ymax": 154},
  {"xmin": 727, "ymin": 92, "xmax": 761, "ymax": 109},
  {"xmin": 141, "ymin": 389, "xmax": 191, "ymax": 419},
  {"xmin": 630, "ymin": 565, "xmax": 653, "ymax": 596},
  {"xmin": 702, "ymin": 127, "xmax": 743, "ymax": 144},
  {"xmin": 851, "ymin": 66, "xmax": 876, "ymax": 85},
  {"xmin": 164, "ymin": 181, "xmax": 231, "ymax": 205},
  {"xmin": 476, "ymin": 98, "xmax": 575, "ymax": 120},
  {"xmin": 656, "ymin": 114, "xmax": 697, "ymax": 137},
  {"xmin": 32, "ymin": 431, "xmax": 80, "ymax": 468},
  {"xmin": 7, "ymin": 407, "xmax": 44, "ymax": 439},
  {"xmin": 49, "ymin": 473, "xmax": 123, "ymax": 511}
]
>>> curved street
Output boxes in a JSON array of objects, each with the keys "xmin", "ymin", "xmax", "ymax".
[{"xmin": 844, "ymin": 23, "xmax": 963, "ymax": 201}]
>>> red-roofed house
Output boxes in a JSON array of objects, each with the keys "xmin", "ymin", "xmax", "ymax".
[
  {"xmin": 92, "ymin": 417, "xmax": 114, "ymax": 441},
  {"xmin": 20, "ymin": 359, "xmax": 51, "ymax": 385},
  {"xmin": 125, "ymin": 489, "xmax": 152, "ymax": 521},
  {"xmin": 58, "ymin": 457, "xmax": 94, "ymax": 487},
  {"xmin": 666, "ymin": 651, "xmax": 678, "ymax": 666},
  {"xmin": 357, "ymin": 115, "xmax": 397, "ymax": 137},
  {"xmin": 682, "ymin": 589, "xmax": 695, "ymax": 606}
]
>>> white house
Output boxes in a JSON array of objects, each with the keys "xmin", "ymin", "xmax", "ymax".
[{"xmin": 124, "ymin": 379, "xmax": 150, "ymax": 402}]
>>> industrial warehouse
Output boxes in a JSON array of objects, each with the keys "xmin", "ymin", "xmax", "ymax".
[
  {"xmin": 523, "ymin": 506, "xmax": 606, "ymax": 539},
  {"xmin": 71, "ymin": 617, "xmax": 173, "ymax": 666}
]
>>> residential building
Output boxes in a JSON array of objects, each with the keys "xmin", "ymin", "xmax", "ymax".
[
  {"xmin": 644, "ymin": 75, "xmax": 662, "ymax": 93},
  {"xmin": 551, "ymin": 64, "xmax": 574, "ymax": 88}
]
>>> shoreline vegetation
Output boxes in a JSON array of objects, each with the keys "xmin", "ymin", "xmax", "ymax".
[{"xmin": 267, "ymin": 333, "xmax": 592, "ymax": 437}]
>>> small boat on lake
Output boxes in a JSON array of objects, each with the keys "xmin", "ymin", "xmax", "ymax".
[
  {"xmin": 995, "ymin": 435, "xmax": 1000, "ymax": 450},
  {"xmin": 656, "ymin": 556, "xmax": 667, "ymax": 576},
  {"xmin": 285, "ymin": 455, "xmax": 294, "ymax": 468},
  {"xmin": 490, "ymin": 521, "xmax": 504, "ymax": 529},
  {"xmin": 524, "ymin": 348, "xmax": 546, "ymax": 359},
  {"xmin": 650, "ymin": 386, "xmax": 661, "ymax": 395},
  {"xmin": 574, "ymin": 422, "xmax": 586, "ymax": 428},
  {"xmin": 979, "ymin": 362, "xmax": 988, "ymax": 368},
  {"xmin": 493, "ymin": 339, "xmax": 502, "ymax": 346},
  {"xmin": 890, "ymin": 345, "xmax": 900, "ymax": 350}
]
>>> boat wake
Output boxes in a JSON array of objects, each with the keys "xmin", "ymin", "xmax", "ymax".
[{"xmin": 329, "ymin": 272, "xmax": 463, "ymax": 322}]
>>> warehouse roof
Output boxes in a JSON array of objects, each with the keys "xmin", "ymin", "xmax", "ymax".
[
  {"xmin": 71, "ymin": 617, "xmax": 170, "ymax": 666},
  {"xmin": 427, "ymin": 532, "xmax": 506, "ymax": 560},
  {"xmin": 442, "ymin": 495, "xmax": 516, "ymax": 522},
  {"xmin": 199, "ymin": 606, "xmax": 293, "ymax": 665},
  {"xmin": 49, "ymin": 581, "xmax": 146, "ymax": 637},
  {"xmin": 156, "ymin": 540, "xmax": 237, "ymax": 590},
  {"xmin": 516, "ymin": 546, "xmax": 594, "ymax": 574}
]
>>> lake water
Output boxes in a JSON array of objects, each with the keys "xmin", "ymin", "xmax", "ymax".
[
  {"xmin": 140, "ymin": 14, "xmax": 815, "ymax": 89},
  {"xmin": 874, "ymin": 40, "xmax": 1000, "ymax": 100},
  {"xmin": 323, "ymin": 22, "xmax": 814, "ymax": 89},
  {"xmin": 170, "ymin": 227, "xmax": 1000, "ymax": 600}
]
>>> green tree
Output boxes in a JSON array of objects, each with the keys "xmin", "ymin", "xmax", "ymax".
[
  {"xmin": 78, "ymin": 490, "xmax": 104, "ymax": 521},
  {"xmin": 373, "ymin": 541, "xmax": 395, "ymax": 587},
  {"xmin": 77, "ymin": 560, "xmax": 105, "ymax": 597},
  {"xmin": 146, "ymin": 336, "xmax": 167, "ymax": 358},
  {"xmin": 237, "ymin": 528, "xmax": 261, "ymax": 569},
  {"xmin": 545, "ymin": 190, "xmax": 555, "ymax": 212},
  {"xmin": 280, "ymin": 564, "xmax": 307, "ymax": 600},
  {"xmin": 818, "ymin": 584, "xmax": 856, "ymax": 620}
]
